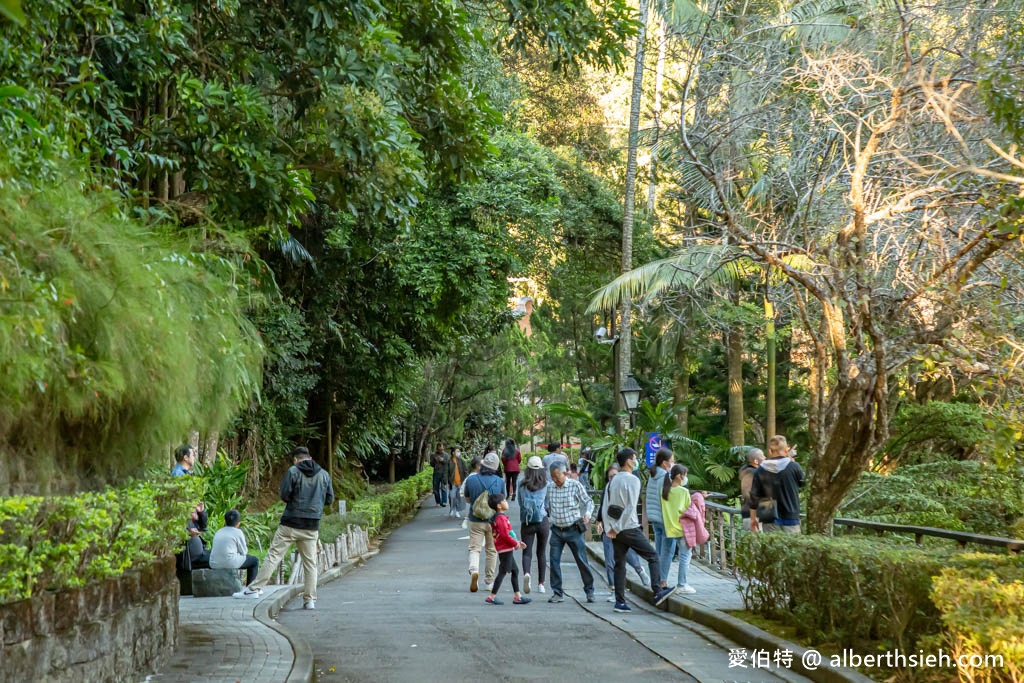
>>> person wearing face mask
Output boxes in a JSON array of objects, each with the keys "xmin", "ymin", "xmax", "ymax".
[{"xmin": 660, "ymin": 464, "xmax": 695, "ymax": 594}]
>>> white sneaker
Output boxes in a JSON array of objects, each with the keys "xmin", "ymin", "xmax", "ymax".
[
  {"xmin": 538, "ymin": 583, "xmax": 546, "ymax": 594},
  {"xmin": 455, "ymin": 512, "xmax": 462, "ymax": 519},
  {"xmin": 523, "ymin": 574, "xmax": 531, "ymax": 594},
  {"xmin": 678, "ymin": 584, "xmax": 697, "ymax": 594},
  {"xmin": 460, "ymin": 518, "xmax": 468, "ymax": 529},
  {"xmin": 232, "ymin": 587, "xmax": 262, "ymax": 599},
  {"xmin": 606, "ymin": 592, "xmax": 616, "ymax": 603},
  {"xmin": 303, "ymin": 599, "xmax": 316, "ymax": 610}
]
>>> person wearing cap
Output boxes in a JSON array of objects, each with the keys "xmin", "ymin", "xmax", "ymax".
[
  {"xmin": 463, "ymin": 450, "xmax": 506, "ymax": 592},
  {"xmin": 544, "ymin": 460, "xmax": 596, "ymax": 603},
  {"xmin": 516, "ymin": 455, "xmax": 550, "ymax": 595},
  {"xmin": 234, "ymin": 446, "xmax": 333, "ymax": 610}
]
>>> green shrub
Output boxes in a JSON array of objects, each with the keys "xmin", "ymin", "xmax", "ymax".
[
  {"xmin": 736, "ymin": 534, "xmax": 1024, "ymax": 668},
  {"xmin": 839, "ymin": 461, "xmax": 1024, "ymax": 537},
  {"xmin": 929, "ymin": 554, "xmax": 1024, "ymax": 682},
  {"xmin": 318, "ymin": 512, "xmax": 372, "ymax": 544},
  {"xmin": 353, "ymin": 468, "xmax": 432, "ymax": 534},
  {"xmin": 0, "ymin": 477, "xmax": 201, "ymax": 603}
]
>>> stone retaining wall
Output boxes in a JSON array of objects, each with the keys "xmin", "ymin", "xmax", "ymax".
[{"xmin": 0, "ymin": 557, "xmax": 178, "ymax": 683}]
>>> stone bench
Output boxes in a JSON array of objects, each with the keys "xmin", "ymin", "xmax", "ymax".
[{"xmin": 190, "ymin": 568, "xmax": 244, "ymax": 597}]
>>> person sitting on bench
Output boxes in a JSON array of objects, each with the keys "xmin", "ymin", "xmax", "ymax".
[{"xmin": 210, "ymin": 508, "xmax": 259, "ymax": 585}]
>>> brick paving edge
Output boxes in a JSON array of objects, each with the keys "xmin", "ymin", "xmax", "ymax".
[
  {"xmin": 584, "ymin": 544, "xmax": 874, "ymax": 683},
  {"xmin": 253, "ymin": 549, "xmax": 381, "ymax": 683}
]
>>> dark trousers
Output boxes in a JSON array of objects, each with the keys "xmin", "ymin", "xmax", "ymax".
[
  {"xmin": 432, "ymin": 473, "xmax": 448, "ymax": 505},
  {"xmin": 505, "ymin": 472, "xmax": 518, "ymax": 499},
  {"xmin": 612, "ymin": 527, "xmax": 661, "ymax": 604},
  {"xmin": 549, "ymin": 524, "xmax": 595, "ymax": 597},
  {"xmin": 492, "ymin": 551, "xmax": 520, "ymax": 594},
  {"xmin": 239, "ymin": 555, "xmax": 259, "ymax": 585},
  {"xmin": 520, "ymin": 518, "xmax": 550, "ymax": 583}
]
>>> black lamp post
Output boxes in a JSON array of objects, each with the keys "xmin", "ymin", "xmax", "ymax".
[{"xmin": 620, "ymin": 373, "xmax": 642, "ymax": 429}]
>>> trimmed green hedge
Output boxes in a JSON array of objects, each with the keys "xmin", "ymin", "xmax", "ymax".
[
  {"xmin": 352, "ymin": 468, "xmax": 433, "ymax": 534},
  {"xmin": 736, "ymin": 534, "xmax": 1024, "ymax": 677},
  {"xmin": 0, "ymin": 477, "xmax": 201, "ymax": 603}
]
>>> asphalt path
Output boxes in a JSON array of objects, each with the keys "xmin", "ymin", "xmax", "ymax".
[{"xmin": 279, "ymin": 498, "xmax": 801, "ymax": 683}]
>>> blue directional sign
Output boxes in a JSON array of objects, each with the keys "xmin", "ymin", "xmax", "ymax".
[{"xmin": 645, "ymin": 433, "xmax": 663, "ymax": 467}]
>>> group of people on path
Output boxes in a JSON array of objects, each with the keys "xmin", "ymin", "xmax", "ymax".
[{"xmin": 436, "ymin": 433, "xmax": 804, "ymax": 613}]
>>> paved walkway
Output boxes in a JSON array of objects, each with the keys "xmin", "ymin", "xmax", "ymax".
[
  {"xmin": 146, "ymin": 499, "xmax": 863, "ymax": 682},
  {"xmin": 278, "ymin": 500, "xmax": 812, "ymax": 683},
  {"xmin": 146, "ymin": 587, "xmax": 294, "ymax": 683}
]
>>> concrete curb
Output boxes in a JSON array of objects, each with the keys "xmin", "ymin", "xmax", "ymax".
[
  {"xmin": 252, "ymin": 550, "xmax": 380, "ymax": 683},
  {"xmin": 585, "ymin": 544, "xmax": 873, "ymax": 683}
]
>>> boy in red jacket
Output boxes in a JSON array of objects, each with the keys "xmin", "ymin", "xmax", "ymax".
[{"xmin": 485, "ymin": 493, "xmax": 531, "ymax": 605}]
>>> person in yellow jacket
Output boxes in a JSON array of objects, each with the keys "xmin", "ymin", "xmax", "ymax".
[{"xmin": 659, "ymin": 464, "xmax": 696, "ymax": 594}]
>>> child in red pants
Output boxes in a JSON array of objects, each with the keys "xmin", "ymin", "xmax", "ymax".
[{"xmin": 485, "ymin": 493, "xmax": 531, "ymax": 605}]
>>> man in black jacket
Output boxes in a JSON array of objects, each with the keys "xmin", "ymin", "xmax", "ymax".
[
  {"xmin": 234, "ymin": 447, "xmax": 334, "ymax": 609},
  {"xmin": 750, "ymin": 436, "xmax": 805, "ymax": 533}
]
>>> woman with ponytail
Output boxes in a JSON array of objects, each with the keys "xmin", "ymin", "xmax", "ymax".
[{"xmin": 659, "ymin": 464, "xmax": 696, "ymax": 594}]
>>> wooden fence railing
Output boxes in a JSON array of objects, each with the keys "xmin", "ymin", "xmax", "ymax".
[
  {"xmin": 700, "ymin": 499, "xmax": 1024, "ymax": 574},
  {"xmin": 273, "ymin": 524, "xmax": 371, "ymax": 585}
]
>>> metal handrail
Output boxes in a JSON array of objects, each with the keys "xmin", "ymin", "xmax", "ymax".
[{"xmin": 698, "ymin": 497, "xmax": 1024, "ymax": 574}]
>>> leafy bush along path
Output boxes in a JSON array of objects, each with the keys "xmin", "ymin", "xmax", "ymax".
[
  {"xmin": 736, "ymin": 533, "xmax": 1024, "ymax": 679},
  {"xmin": 0, "ymin": 477, "xmax": 200, "ymax": 602}
]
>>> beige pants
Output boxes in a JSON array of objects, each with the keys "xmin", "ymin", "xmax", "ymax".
[
  {"xmin": 468, "ymin": 521, "xmax": 497, "ymax": 583},
  {"xmin": 763, "ymin": 523, "xmax": 800, "ymax": 534},
  {"xmin": 248, "ymin": 524, "xmax": 320, "ymax": 601}
]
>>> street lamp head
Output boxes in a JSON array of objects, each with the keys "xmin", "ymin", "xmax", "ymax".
[
  {"xmin": 620, "ymin": 373, "xmax": 642, "ymax": 413},
  {"xmin": 595, "ymin": 326, "xmax": 608, "ymax": 339}
]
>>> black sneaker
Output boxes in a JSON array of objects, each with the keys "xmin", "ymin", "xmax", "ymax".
[
  {"xmin": 613, "ymin": 601, "xmax": 632, "ymax": 613},
  {"xmin": 548, "ymin": 593, "xmax": 564, "ymax": 603}
]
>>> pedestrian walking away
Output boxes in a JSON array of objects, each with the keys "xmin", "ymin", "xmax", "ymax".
[
  {"xmin": 463, "ymin": 451, "xmax": 506, "ymax": 592},
  {"xmin": 430, "ymin": 444, "xmax": 450, "ymax": 507},
  {"xmin": 516, "ymin": 456, "xmax": 550, "ymax": 595},
  {"xmin": 603, "ymin": 448, "xmax": 676, "ymax": 613},
  {"xmin": 447, "ymin": 447, "xmax": 469, "ymax": 519},
  {"xmin": 234, "ymin": 447, "xmax": 333, "ymax": 610},
  {"xmin": 501, "ymin": 438, "xmax": 521, "ymax": 501},
  {"xmin": 484, "ymin": 492, "xmax": 531, "ymax": 605},
  {"xmin": 659, "ymin": 464, "xmax": 695, "ymax": 594},
  {"xmin": 545, "ymin": 461, "xmax": 596, "ymax": 603}
]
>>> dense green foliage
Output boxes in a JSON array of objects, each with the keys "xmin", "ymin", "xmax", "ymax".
[
  {"xmin": 839, "ymin": 461, "xmax": 1024, "ymax": 537},
  {"xmin": 0, "ymin": 181, "xmax": 261, "ymax": 489},
  {"xmin": 0, "ymin": 478, "xmax": 199, "ymax": 603},
  {"xmin": 736, "ymin": 534, "xmax": 1024, "ymax": 676},
  {"xmin": 352, "ymin": 468, "xmax": 432, "ymax": 532}
]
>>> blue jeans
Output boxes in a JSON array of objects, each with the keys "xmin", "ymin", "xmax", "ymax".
[
  {"xmin": 432, "ymin": 473, "xmax": 448, "ymax": 505},
  {"xmin": 650, "ymin": 520, "xmax": 666, "ymax": 564},
  {"xmin": 602, "ymin": 533, "xmax": 643, "ymax": 586},
  {"xmin": 549, "ymin": 524, "xmax": 595, "ymax": 597},
  {"xmin": 659, "ymin": 536, "xmax": 692, "ymax": 587}
]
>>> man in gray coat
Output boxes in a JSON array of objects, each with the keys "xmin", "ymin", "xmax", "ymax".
[{"xmin": 234, "ymin": 447, "xmax": 334, "ymax": 610}]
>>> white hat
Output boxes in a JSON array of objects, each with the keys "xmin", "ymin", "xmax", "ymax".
[
  {"xmin": 526, "ymin": 456, "xmax": 543, "ymax": 470},
  {"xmin": 482, "ymin": 452, "xmax": 500, "ymax": 470}
]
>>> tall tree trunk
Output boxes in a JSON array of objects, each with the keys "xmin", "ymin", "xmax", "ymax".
[
  {"xmin": 726, "ymin": 328, "xmax": 745, "ymax": 446},
  {"xmin": 647, "ymin": 2, "xmax": 666, "ymax": 216},
  {"xmin": 673, "ymin": 337, "xmax": 690, "ymax": 435},
  {"xmin": 765, "ymin": 296, "xmax": 776, "ymax": 444},
  {"xmin": 619, "ymin": 0, "xmax": 651, "ymax": 425}
]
